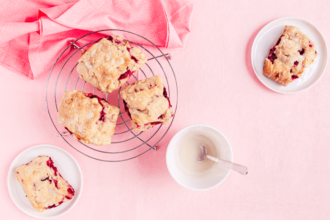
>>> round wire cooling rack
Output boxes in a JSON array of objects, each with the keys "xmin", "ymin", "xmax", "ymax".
[{"xmin": 46, "ymin": 29, "xmax": 178, "ymax": 162}]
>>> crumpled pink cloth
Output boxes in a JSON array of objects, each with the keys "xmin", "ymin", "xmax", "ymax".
[{"xmin": 0, "ymin": 0, "xmax": 193, "ymax": 79}]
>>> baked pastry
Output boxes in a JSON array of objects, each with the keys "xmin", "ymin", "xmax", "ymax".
[
  {"xmin": 263, "ymin": 25, "xmax": 317, "ymax": 86},
  {"xmin": 15, "ymin": 156, "xmax": 75, "ymax": 212},
  {"xmin": 77, "ymin": 36, "xmax": 147, "ymax": 93},
  {"xmin": 58, "ymin": 90, "xmax": 120, "ymax": 146},
  {"xmin": 120, "ymin": 75, "xmax": 174, "ymax": 132}
]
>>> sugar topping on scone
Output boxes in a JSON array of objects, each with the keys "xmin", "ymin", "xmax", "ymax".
[
  {"xmin": 263, "ymin": 25, "xmax": 317, "ymax": 86},
  {"xmin": 120, "ymin": 75, "xmax": 174, "ymax": 132},
  {"xmin": 77, "ymin": 36, "xmax": 147, "ymax": 93},
  {"xmin": 58, "ymin": 90, "xmax": 119, "ymax": 146},
  {"xmin": 15, "ymin": 156, "xmax": 75, "ymax": 212}
]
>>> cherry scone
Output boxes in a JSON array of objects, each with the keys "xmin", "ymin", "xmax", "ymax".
[
  {"xmin": 77, "ymin": 36, "xmax": 147, "ymax": 93},
  {"xmin": 15, "ymin": 156, "xmax": 75, "ymax": 212},
  {"xmin": 58, "ymin": 90, "xmax": 119, "ymax": 146},
  {"xmin": 120, "ymin": 75, "xmax": 174, "ymax": 132},
  {"xmin": 263, "ymin": 25, "xmax": 317, "ymax": 86}
]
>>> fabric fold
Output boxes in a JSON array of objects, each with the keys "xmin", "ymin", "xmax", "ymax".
[{"xmin": 0, "ymin": 0, "xmax": 193, "ymax": 79}]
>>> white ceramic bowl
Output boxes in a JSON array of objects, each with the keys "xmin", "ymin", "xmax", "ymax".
[{"xmin": 166, "ymin": 125, "xmax": 233, "ymax": 191}]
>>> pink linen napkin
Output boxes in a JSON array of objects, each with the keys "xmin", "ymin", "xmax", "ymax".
[{"xmin": 0, "ymin": 0, "xmax": 193, "ymax": 79}]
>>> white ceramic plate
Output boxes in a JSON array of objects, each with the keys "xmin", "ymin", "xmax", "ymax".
[
  {"xmin": 251, "ymin": 17, "xmax": 328, "ymax": 94},
  {"xmin": 8, "ymin": 144, "xmax": 83, "ymax": 219}
]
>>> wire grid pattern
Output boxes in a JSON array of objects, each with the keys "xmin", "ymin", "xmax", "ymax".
[{"xmin": 45, "ymin": 29, "xmax": 178, "ymax": 162}]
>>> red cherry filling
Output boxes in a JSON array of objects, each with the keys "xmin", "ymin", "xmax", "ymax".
[
  {"xmin": 67, "ymin": 187, "xmax": 75, "ymax": 196},
  {"xmin": 25, "ymin": 161, "xmax": 32, "ymax": 165},
  {"xmin": 267, "ymin": 35, "xmax": 283, "ymax": 63},
  {"xmin": 135, "ymin": 115, "xmax": 169, "ymax": 129},
  {"xmin": 126, "ymin": 45, "xmax": 140, "ymax": 63},
  {"xmin": 267, "ymin": 46, "xmax": 277, "ymax": 63},
  {"xmin": 137, "ymin": 121, "xmax": 163, "ymax": 128},
  {"xmin": 298, "ymin": 48, "xmax": 305, "ymax": 55},
  {"xmin": 107, "ymin": 35, "xmax": 122, "ymax": 45},
  {"xmin": 150, "ymin": 121, "xmax": 162, "ymax": 126},
  {"xmin": 66, "ymin": 187, "xmax": 75, "ymax": 200},
  {"xmin": 99, "ymin": 110, "xmax": 106, "ymax": 122},
  {"xmin": 53, "ymin": 179, "xmax": 58, "ymax": 189},
  {"xmin": 291, "ymin": 75, "xmax": 299, "ymax": 80},
  {"xmin": 275, "ymin": 74, "xmax": 279, "ymax": 78},
  {"xmin": 163, "ymin": 87, "xmax": 172, "ymax": 108},
  {"xmin": 45, "ymin": 198, "xmax": 64, "ymax": 210},
  {"xmin": 45, "ymin": 204, "xmax": 57, "ymax": 209},
  {"xmin": 46, "ymin": 158, "xmax": 58, "ymax": 176},
  {"xmin": 114, "ymin": 39, "xmax": 122, "ymax": 45},
  {"xmin": 84, "ymin": 93, "xmax": 107, "ymax": 122},
  {"xmin": 123, "ymin": 100, "xmax": 132, "ymax": 119},
  {"xmin": 118, "ymin": 69, "xmax": 134, "ymax": 80},
  {"xmin": 294, "ymin": 61, "xmax": 299, "ymax": 66},
  {"xmin": 276, "ymin": 36, "xmax": 283, "ymax": 45},
  {"xmin": 131, "ymin": 56, "xmax": 139, "ymax": 63}
]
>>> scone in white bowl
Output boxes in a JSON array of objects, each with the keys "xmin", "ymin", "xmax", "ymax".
[{"xmin": 166, "ymin": 125, "xmax": 233, "ymax": 191}]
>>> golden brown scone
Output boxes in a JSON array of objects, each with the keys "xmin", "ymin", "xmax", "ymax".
[
  {"xmin": 77, "ymin": 36, "xmax": 147, "ymax": 93},
  {"xmin": 58, "ymin": 90, "xmax": 119, "ymax": 146},
  {"xmin": 263, "ymin": 25, "xmax": 317, "ymax": 86},
  {"xmin": 15, "ymin": 156, "xmax": 75, "ymax": 212},
  {"xmin": 120, "ymin": 75, "xmax": 174, "ymax": 132}
]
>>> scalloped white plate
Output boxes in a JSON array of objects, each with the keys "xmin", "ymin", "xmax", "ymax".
[
  {"xmin": 8, "ymin": 144, "xmax": 83, "ymax": 219},
  {"xmin": 251, "ymin": 17, "xmax": 328, "ymax": 94}
]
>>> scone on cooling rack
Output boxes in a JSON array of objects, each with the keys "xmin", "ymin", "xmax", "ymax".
[
  {"xmin": 263, "ymin": 25, "xmax": 317, "ymax": 86},
  {"xmin": 15, "ymin": 156, "xmax": 75, "ymax": 212},
  {"xmin": 120, "ymin": 75, "xmax": 174, "ymax": 132},
  {"xmin": 77, "ymin": 36, "xmax": 147, "ymax": 94},
  {"xmin": 58, "ymin": 90, "xmax": 120, "ymax": 146}
]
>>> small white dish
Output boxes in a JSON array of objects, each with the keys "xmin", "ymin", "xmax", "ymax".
[
  {"xmin": 166, "ymin": 125, "xmax": 233, "ymax": 191},
  {"xmin": 8, "ymin": 144, "xmax": 83, "ymax": 219},
  {"xmin": 251, "ymin": 17, "xmax": 328, "ymax": 94}
]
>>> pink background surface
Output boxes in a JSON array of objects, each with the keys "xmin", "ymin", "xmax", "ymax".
[{"xmin": 1, "ymin": 0, "xmax": 330, "ymax": 219}]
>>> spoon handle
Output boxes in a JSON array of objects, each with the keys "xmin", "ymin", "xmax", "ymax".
[{"xmin": 206, "ymin": 155, "xmax": 248, "ymax": 175}]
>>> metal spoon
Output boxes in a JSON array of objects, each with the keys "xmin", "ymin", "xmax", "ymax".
[{"xmin": 198, "ymin": 144, "xmax": 248, "ymax": 175}]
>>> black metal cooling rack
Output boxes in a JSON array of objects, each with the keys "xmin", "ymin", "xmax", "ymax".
[{"xmin": 45, "ymin": 29, "xmax": 178, "ymax": 162}]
